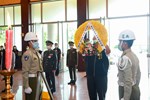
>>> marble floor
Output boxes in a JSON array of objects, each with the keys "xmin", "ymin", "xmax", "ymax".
[{"xmin": 0, "ymin": 64, "xmax": 150, "ymax": 100}]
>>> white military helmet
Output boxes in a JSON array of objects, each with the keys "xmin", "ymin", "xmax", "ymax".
[
  {"xmin": 118, "ymin": 30, "xmax": 135, "ymax": 40},
  {"xmin": 24, "ymin": 32, "xmax": 38, "ymax": 41}
]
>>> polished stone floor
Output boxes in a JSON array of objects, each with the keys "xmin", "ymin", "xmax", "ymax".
[
  {"xmin": 0, "ymin": 66, "xmax": 150, "ymax": 100},
  {"xmin": 0, "ymin": 52, "xmax": 150, "ymax": 100}
]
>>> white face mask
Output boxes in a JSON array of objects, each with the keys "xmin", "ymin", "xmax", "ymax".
[
  {"xmin": 118, "ymin": 41, "xmax": 123, "ymax": 51},
  {"xmin": 47, "ymin": 46, "xmax": 51, "ymax": 49},
  {"xmin": 70, "ymin": 46, "xmax": 74, "ymax": 49},
  {"xmin": 55, "ymin": 46, "xmax": 58, "ymax": 48}
]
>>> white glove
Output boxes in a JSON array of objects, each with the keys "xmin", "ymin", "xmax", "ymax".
[
  {"xmin": 24, "ymin": 87, "xmax": 32, "ymax": 94},
  {"xmin": 121, "ymin": 98, "xmax": 124, "ymax": 100}
]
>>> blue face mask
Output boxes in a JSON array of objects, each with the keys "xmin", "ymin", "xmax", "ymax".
[{"xmin": 32, "ymin": 41, "xmax": 39, "ymax": 49}]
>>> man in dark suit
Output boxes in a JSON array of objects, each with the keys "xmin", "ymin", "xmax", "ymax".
[
  {"xmin": 43, "ymin": 40, "xmax": 57, "ymax": 93},
  {"xmin": 53, "ymin": 43, "xmax": 61, "ymax": 76},
  {"xmin": 66, "ymin": 41, "xmax": 77, "ymax": 85},
  {"xmin": 83, "ymin": 40, "xmax": 109, "ymax": 100}
]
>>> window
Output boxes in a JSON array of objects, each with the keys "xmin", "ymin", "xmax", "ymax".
[
  {"xmin": 14, "ymin": 6, "xmax": 21, "ymax": 25},
  {"xmin": 67, "ymin": 0, "xmax": 77, "ymax": 20},
  {"xmin": 106, "ymin": 17, "xmax": 148, "ymax": 100},
  {"xmin": 0, "ymin": 8, "xmax": 4, "ymax": 25},
  {"xmin": 5, "ymin": 7, "xmax": 14, "ymax": 25},
  {"xmin": 89, "ymin": 0, "xmax": 106, "ymax": 19},
  {"xmin": 42, "ymin": 1, "xmax": 65, "ymax": 22},
  {"xmin": 0, "ymin": 27, "xmax": 6, "ymax": 46},
  {"xmin": 108, "ymin": 0, "xmax": 149, "ymax": 17},
  {"xmin": 14, "ymin": 27, "xmax": 22, "ymax": 51},
  {"xmin": 31, "ymin": 3, "xmax": 41, "ymax": 23}
]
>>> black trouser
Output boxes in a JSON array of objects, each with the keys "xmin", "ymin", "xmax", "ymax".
[
  {"xmin": 10, "ymin": 75, "xmax": 13, "ymax": 87},
  {"xmin": 55, "ymin": 61, "xmax": 60, "ymax": 76},
  {"xmin": 87, "ymin": 75, "xmax": 107, "ymax": 100},
  {"xmin": 45, "ymin": 72, "xmax": 56, "ymax": 93},
  {"xmin": 25, "ymin": 77, "xmax": 42, "ymax": 100},
  {"xmin": 68, "ymin": 67, "xmax": 76, "ymax": 83},
  {"xmin": 119, "ymin": 84, "xmax": 140, "ymax": 100}
]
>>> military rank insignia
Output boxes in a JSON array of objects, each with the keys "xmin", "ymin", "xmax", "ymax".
[{"xmin": 24, "ymin": 56, "xmax": 29, "ymax": 61}]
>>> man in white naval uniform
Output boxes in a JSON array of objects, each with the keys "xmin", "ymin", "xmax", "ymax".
[{"xmin": 117, "ymin": 30, "xmax": 141, "ymax": 100}]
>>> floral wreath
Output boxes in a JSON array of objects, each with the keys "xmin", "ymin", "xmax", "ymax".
[{"xmin": 74, "ymin": 20, "xmax": 108, "ymax": 54}]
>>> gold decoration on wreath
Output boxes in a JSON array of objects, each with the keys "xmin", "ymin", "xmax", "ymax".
[{"xmin": 74, "ymin": 20, "xmax": 108, "ymax": 53}]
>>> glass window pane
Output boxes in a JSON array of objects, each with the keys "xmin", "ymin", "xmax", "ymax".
[
  {"xmin": 14, "ymin": 27, "xmax": 22, "ymax": 51},
  {"xmin": 31, "ymin": 3, "xmax": 41, "ymax": 23},
  {"xmin": 47, "ymin": 23, "xmax": 58, "ymax": 43},
  {"xmin": 35, "ymin": 24, "xmax": 43, "ymax": 51},
  {"xmin": 108, "ymin": 0, "xmax": 149, "ymax": 17},
  {"xmin": 106, "ymin": 17, "xmax": 148, "ymax": 100},
  {"xmin": 67, "ymin": 0, "xmax": 77, "ymax": 20},
  {"xmin": 5, "ymin": 7, "xmax": 14, "ymax": 25},
  {"xmin": 0, "ymin": 8, "xmax": 4, "ymax": 25},
  {"xmin": 43, "ymin": 1, "xmax": 65, "ymax": 22},
  {"xmin": 14, "ymin": 6, "xmax": 21, "ymax": 25},
  {"xmin": 0, "ymin": 27, "xmax": 6, "ymax": 45},
  {"xmin": 42, "ymin": 24, "xmax": 48, "ymax": 50},
  {"xmin": 89, "ymin": 0, "xmax": 106, "ymax": 19}
]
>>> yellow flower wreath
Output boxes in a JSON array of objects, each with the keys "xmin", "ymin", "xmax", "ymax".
[{"xmin": 74, "ymin": 20, "xmax": 108, "ymax": 53}]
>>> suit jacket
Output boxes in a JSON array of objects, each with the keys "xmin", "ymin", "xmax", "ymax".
[
  {"xmin": 84, "ymin": 50, "xmax": 109, "ymax": 77},
  {"xmin": 43, "ymin": 49, "xmax": 57, "ymax": 72},
  {"xmin": 66, "ymin": 48, "xmax": 77, "ymax": 67},
  {"xmin": 53, "ymin": 47, "xmax": 61, "ymax": 62}
]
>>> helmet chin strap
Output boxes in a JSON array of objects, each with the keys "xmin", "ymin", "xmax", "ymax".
[
  {"xmin": 29, "ymin": 41, "xmax": 35, "ymax": 49},
  {"xmin": 30, "ymin": 41, "xmax": 33, "ymax": 45}
]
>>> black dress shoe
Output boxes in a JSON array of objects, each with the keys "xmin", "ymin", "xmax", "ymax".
[{"xmin": 68, "ymin": 81, "xmax": 72, "ymax": 85}]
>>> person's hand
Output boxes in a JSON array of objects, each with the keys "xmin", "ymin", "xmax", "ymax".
[
  {"xmin": 121, "ymin": 98, "xmax": 124, "ymax": 100},
  {"xmin": 24, "ymin": 87, "xmax": 32, "ymax": 94}
]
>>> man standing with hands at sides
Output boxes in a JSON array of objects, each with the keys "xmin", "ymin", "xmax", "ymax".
[
  {"xmin": 66, "ymin": 41, "xmax": 77, "ymax": 85},
  {"xmin": 43, "ymin": 40, "xmax": 57, "ymax": 94},
  {"xmin": 22, "ymin": 32, "xmax": 43, "ymax": 100},
  {"xmin": 117, "ymin": 30, "xmax": 141, "ymax": 100},
  {"xmin": 53, "ymin": 43, "xmax": 61, "ymax": 76}
]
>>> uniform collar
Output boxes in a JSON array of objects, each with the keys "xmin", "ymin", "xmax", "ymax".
[
  {"xmin": 122, "ymin": 48, "xmax": 131, "ymax": 56},
  {"xmin": 29, "ymin": 48, "xmax": 37, "ymax": 54},
  {"xmin": 48, "ymin": 49, "xmax": 52, "ymax": 51}
]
